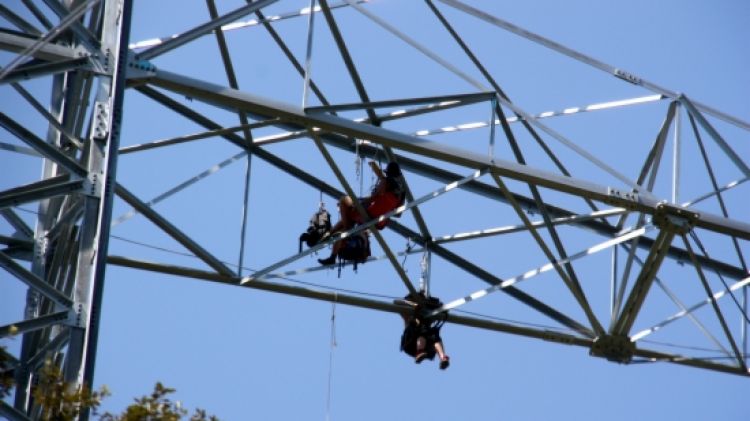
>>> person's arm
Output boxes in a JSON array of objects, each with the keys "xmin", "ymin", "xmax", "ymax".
[
  {"xmin": 394, "ymin": 298, "xmax": 417, "ymax": 323},
  {"xmin": 369, "ymin": 161, "xmax": 384, "ymax": 180}
]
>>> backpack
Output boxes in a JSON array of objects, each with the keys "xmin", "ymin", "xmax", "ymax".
[
  {"xmin": 299, "ymin": 208, "xmax": 331, "ymax": 252},
  {"xmin": 336, "ymin": 232, "xmax": 370, "ymax": 275}
]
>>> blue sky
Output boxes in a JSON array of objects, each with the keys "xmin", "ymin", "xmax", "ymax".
[{"xmin": 2, "ymin": 1, "xmax": 750, "ymax": 420}]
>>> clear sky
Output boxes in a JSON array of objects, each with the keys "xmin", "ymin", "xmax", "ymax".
[{"xmin": 2, "ymin": 1, "xmax": 749, "ymax": 420}]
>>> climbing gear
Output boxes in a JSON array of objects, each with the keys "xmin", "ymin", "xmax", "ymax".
[
  {"xmin": 299, "ymin": 200, "xmax": 332, "ymax": 253},
  {"xmin": 336, "ymin": 231, "xmax": 371, "ymax": 276}
]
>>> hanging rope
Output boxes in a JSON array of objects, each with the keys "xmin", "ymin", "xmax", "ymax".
[
  {"xmin": 325, "ymin": 295, "xmax": 337, "ymax": 421},
  {"xmin": 400, "ymin": 238, "xmax": 413, "ymax": 271},
  {"xmin": 355, "ymin": 139, "xmax": 364, "ymax": 197},
  {"xmin": 419, "ymin": 249, "xmax": 431, "ymax": 295}
]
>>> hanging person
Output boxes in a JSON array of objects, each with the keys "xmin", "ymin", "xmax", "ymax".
[
  {"xmin": 397, "ymin": 291, "xmax": 450, "ymax": 370},
  {"xmin": 318, "ymin": 161, "xmax": 406, "ymax": 266}
]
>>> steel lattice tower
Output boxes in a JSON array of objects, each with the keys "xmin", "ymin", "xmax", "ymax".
[{"xmin": 1, "ymin": 1, "xmax": 749, "ymax": 419}]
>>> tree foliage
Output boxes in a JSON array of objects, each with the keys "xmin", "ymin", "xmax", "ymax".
[
  {"xmin": 32, "ymin": 360, "xmax": 109, "ymax": 421},
  {"xmin": 100, "ymin": 382, "xmax": 219, "ymax": 421},
  {"xmin": 0, "ymin": 345, "xmax": 219, "ymax": 420},
  {"xmin": 0, "ymin": 345, "xmax": 14, "ymax": 400}
]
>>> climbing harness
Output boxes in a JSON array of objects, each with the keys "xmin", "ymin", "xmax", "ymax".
[{"xmin": 299, "ymin": 193, "xmax": 331, "ymax": 253}]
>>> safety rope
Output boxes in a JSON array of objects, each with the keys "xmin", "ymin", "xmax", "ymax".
[
  {"xmin": 325, "ymin": 295, "xmax": 337, "ymax": 421},
  {"xmin": 354, "ymin": 138, "xmax": 362, "ymax": 197},
  {"xmin": 419, "ymin": 249, "xmax": 431, "ymax": 295},
  {"xmin": 400, "ymin": 238, "xmax": 413, "ymax": 271}
]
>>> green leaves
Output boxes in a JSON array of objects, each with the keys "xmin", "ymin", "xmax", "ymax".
[
  {"xmin": 32, "ymin": 360, "xmax": 109, "ymax": 421},
  {"xmin": 100, "ymin": 382, "xmax": 219, "ymax": 421},
  {"xmin": 0, "ymin": 345, "xmax": 219, "ymax": 420}
]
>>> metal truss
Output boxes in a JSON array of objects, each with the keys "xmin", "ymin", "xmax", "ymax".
[
  {"xmin": 1, "ymin": 0, "xmax": 748, "ymax": 418},
  {"xmin": 1, "ymin": 0, "xmax": 132, "ymax": 419}
]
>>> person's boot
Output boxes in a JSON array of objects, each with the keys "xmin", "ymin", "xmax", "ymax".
[
  {"xmin": 439, "ymin": 356, "xmax": 450, "ymax": 370},
  {"xmin": 318, "ymin": 255, "xmax": 336, "ymax": 266}
]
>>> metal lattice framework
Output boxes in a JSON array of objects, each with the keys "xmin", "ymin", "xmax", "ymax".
[{"xmin": 1, "ymin": 0, "xmax": 749, "ymax": 418}]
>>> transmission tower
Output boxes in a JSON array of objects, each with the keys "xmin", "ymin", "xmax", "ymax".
[{"xmin": 1, "ymin": 1, "xmax": 748, "ymax": 419}]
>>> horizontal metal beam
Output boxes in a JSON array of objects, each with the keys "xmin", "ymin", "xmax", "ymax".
[
  {"xmin": 0, "ymin": 141, "xmax": 41, "ymax": 157},
  {"xmin": 108, "ymin": 255, "xmax": 594, "ymax": 344},
  {"xmin": 0, "ymin": 174, "xmax": 83, "ymax": 210},
  {"xmin": 139, "ymin": 69, "xmax": 750, "ymax": 241},
  {"xmin": 0, "ymin": 29, "xmax": 80, "ymax": 61},
  {"xmin": 0, "ymin": 56, "xmax": 91, "ymax": 85},
  {"xmin": 107, "ymin": 255, "xmax": 750, "ymax": 377},
  {"xmin": 0, "ymin": 311, "xmax": 68, "ymax": 338},
  {"xmin": 0, "ymin": 0, "xmax": 99, "ymax": 81},
  {"xmin": 0, "ymin": 235, "xmax": 33, "ymax": 249},
  {"xmin": 305, "ymin": 91, "xmax": 495, "ymax": 113}
]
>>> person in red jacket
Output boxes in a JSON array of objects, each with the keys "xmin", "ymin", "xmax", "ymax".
[{"xmin": 318, "ymin": 161, "xmax": 406, "ymax": 265}]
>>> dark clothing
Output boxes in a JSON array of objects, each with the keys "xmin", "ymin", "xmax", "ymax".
[
  {"xmin": 400, "ymin": 320, "xmax": 443, "ymax": 359},
  {"xmin": 399, "ymin": 293, "xmax": 446, "ymax": 358}
]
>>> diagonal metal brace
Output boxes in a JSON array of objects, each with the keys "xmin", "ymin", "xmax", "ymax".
[{"xmin": 611, "ymin": 203, "xmax": 699, "ymax": 336}]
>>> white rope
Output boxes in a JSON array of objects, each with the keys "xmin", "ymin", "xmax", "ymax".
[{"xmin": 325, "ymin": 296, "xmax": 337, "ymax": 421}]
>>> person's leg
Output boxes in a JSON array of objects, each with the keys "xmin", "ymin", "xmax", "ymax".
[
  {"xmin": 319, "ymin": 197, "xmax": 355, "ymax": 265},
  {"xmin": 433, "ymin": 341, "xmax": 447, "ymax": 360},
  {"xmin": 318, "ymin": 239, "xmax": 339, "ymax": 265},
  {"xmin": 434, "ymin": 341, "xmax": 450, "ymax": 369},
  {"xmin": 325, "ymin": 196, "xmax": 354, "ymax": 237},
  {"xmin": 415, "ymin": 336, "xmax": 427, "ymax": 363},
  {"xmin": 338, "ymin": 196, "xmax": 354, "ymax": 228}
]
